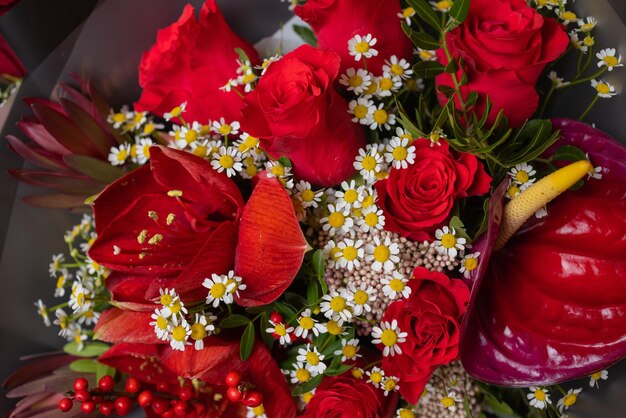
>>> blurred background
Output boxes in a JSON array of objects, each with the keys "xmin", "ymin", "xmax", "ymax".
[{"xmin": 0, "ymin": 0, "xmax": 623, "ymax": 416}]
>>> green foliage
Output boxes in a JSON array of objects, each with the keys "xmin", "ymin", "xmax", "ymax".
[
  {"xmin": 293, "ymin": 24, "xmax": 318, "ymax": 47},
  {"xmin": 63, "ymin": 342, "xmax": 110, "ymax": 357},
  {"xmin": 292, "ymin": 374, "xmax": 323, "ymax": 396},
  {"xmin": 240, "ymin": 322, "xmax": 255, "ymax": 361},
  {"xmin": 406, "ymin": 0, "xmax": 442, "ymax": 30},
  {"xmin": 220, "ymin": 314, "xmax": 251, "ymax": 328}
]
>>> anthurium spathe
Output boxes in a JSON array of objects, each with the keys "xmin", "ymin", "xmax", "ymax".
[
  {"xmin": 89, "ymin": 145, "xmax": 307, "ymax": 309},
  {"xmin": 460, "ymin": 119, "xmax": 626, "ymax": 386}
]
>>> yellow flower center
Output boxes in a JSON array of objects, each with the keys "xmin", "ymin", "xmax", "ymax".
[
  {"xmin": 116, "ymin": 149, "xmax": 128, "ymax": 161},
  {"xmin": 604, "ymin": 56, "xmax": 619, "ymax": 67},
  {"xmin": 392, "ymin": 146, "xmax": 408, "ymax": 161},
  {"xmin": 295, "ymin": 368, "xmax": 310, "ymax": 382},
  {"xmin": 76, "ymin": 293, "xmax": 86, "ymax": 306},
  {"xmin": 361, "ymin": 155, "xmax": 377, "ymax": 170},
  {"xmin": 591, "ymin": 371, "xmax": 603, "ymax": 380},
  {"xmin": 252, "ymin": 405, "xmax": 265, "ymax": 416},
  {"xmin": 373, "ymin": 109, "xmax": 388, "ymax": 124},
  {"xmin": 330, "ymin": 296, "xmax": 347, "ymax": 312},
  {"xmin": 348, "ymin": 75, "xmax": 363, "ymax": 87},
  {"xmin": 441, "ymin": 397, "xmax": 455, "ymax": 408},
  {"xmin": 190, "ymin": 323, "xmax": 207, "ymax": 340},
  {"xmin": 219, "ymin": 154, "xmax": 234, "ymax": 169},
  {"xmin": 210, "ymin": 283, "xmax": 226, "ymax": 299},
  {"xmin": 300, "ymin": 189, "xmax": 315, "ymax": 202},
  {"xmin": 327, "ymin": 320, "xmax": 343, "ymax": 335},
  {"xmin": 143, "ymin": 123, "xmax": 156, "ymax": 135},
  {"xmin": 271, "ymin": 164, "xmax": 285, "ymax": 177},
  {"xmin": 562, "ymin": 11, "xmax": 577, "ymax": 21},
  {"xmin": 563, "ymin": 393, "xmax": 577, "ymax": 407},
  {"xmin": 364, "ymin": 212, "xmax": 379, "ymax": 227},
  {"xmin": 56, "ymin": 275, "xmax": 65, "ymax": 289},
  {"xmin": 353, "ymin": 290, "xmax": 369, "ymax": 305},
  {"xmin": 380, "ymin": 329, "xmax": 398, "ymax": 346},
  {"xmin": 355, "ymin": 41, "xmax": 370, "ymax": 54},
  {"xmin": 352, "ymin": 368, "xmax": 364, "ymax": 379},
  {"xmin": 353, "ymin": 104, "xmax": 368, "ymax": 119},
  {"xmin": 379, "ymin": 77, "xmax": 393, "ymax": 91},
  {"xmin": 398, "ymin": 409, "xmax": 415, "ymax": 418},
  {"xmin": 274, "ymin": 323, "xmax": 287, "ymax": 336},
  {"xmin": 330, "ymin": 247, "xmax": 342, "ymax": 261},
  {"xmin": 142, "ymin": 146, "xmax": 151, "ymax": 158},
  {"xmin": 364, "ymin": 81, "xmax": 378, "ymax": 95},
  {"xmin": 515, "ymin": 171, "xmax": 529, "ymax": 183},
  {"xmin": 112, "ymin": 113, "xmax": 126, "ymax": 123},
  {"xmin": 343, "ymin": 189, "xmax": 358, "ymax": 203},
  {"xmin": 389, "ymin": 278, "xmax": 405, "ymax": 292},
  {"xmin": 172, "ymin": 325, "xmax": 187, "ymax": 342},
  {"xmin": 464, "ymin": 257, "xmax": 478, "ymax": 271},
  {"xmin": 373, "ymin": 244, "xmax": 390, "ymax": 262},
  {"xmin": 390, "ymin": 64, "xmax": 404, "ymax": 77},
  {"xmin": 441, "ymin": 233, "xmax": 457, "ymax": 249},
  {"xmin": 328, "ymin": 211, "xmax": 345, "ymax": 228},
  {"xmin": 436, "ymin": 0, "xmax": 452, "ymax": 11},
  {"xmin": 242, "ymin": 73, "xmax": 256, "ymax": 84},
  {"xmin": 302, "ymin": 392, "xmax": 314, "ymax": 404},
  {"xmin": 384, "ymin": 379, "xmax": 397, "ymax": 391},
  {"xmin": 184, "ymin": 129, "xmax": 197, "ymax": 144},
  {"xmin": 169, "ymin": 106, "xmax": 183, "ymax": 117},
  {"xmin": 218, "ymin": 124, "xmax": 232, "ymax": 135},
  {"xmin": 193, "ymin": 146, "xmax": 208, "ymax": 158},
  {"xmin": 226, "ymin": 278, "xmax": 239, "ymax": 294},
  {"xmin": 534, "ymin": 389, "xmax": 546, "ymax": 401},
  {"xmin": 342, "ymin": 345, "xmax": 357, "ymax": 358},
  {"xmin": 419, "ymin": 50, "xmax": 434, "ymax": 60},
  {"xmin": 596, "ymin": 83, "xmax": 610, "ymax": 94},
  {"xmin": 305, "ymin": 351, "xmax": 320, "ymax": 366},
  {"xmin": 130, "ymin": 144, "xmax": 138, "ymax": 158},
  {"xmin": 299, "ymin": 316, "xmax": 314, "ymax": 330},
  {"xmin": 170, "ymin": 301, "xmax": 182, "ymax": 315},
  {"xmin": 245, "ymin": 164, "xmax": 258, "ymax": 177},
  {"xmin": 507, "ymin": 185, "xmax": 521, "ymax": 198},
  {"xmin": 402, "ymin": 7, "xmax": 415, "ymax": 18},
  {"xmin": 583, "ymin": 36, "xmax": 595, "ymax": 46},
  {"xmin": 369, "ymin": 371, "xmax": 383, "ymax": 383},
  {"xmin": 362, "ymin": 195, "xmax": 375, "ymax": 208},
  {"xmin": 342, "ymin": 246, "xmax": 358, "ymax": 261},
  {"xmin": 156, "ymin": 316, "xmax": 168, "ymax": 330}
]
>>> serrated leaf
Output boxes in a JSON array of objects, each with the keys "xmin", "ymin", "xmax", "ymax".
[
  {"xmin": 64, "ymin": 342, "xmax": 110, "ymax": 357},
  {"xmin": 446, "ymin": 0, "xmax": 470, "ymax": 31},
  {"xmin": 292, "ymin": 24, "xmax": 318, "ymax": 47},
  {"xmin": 292, "ymin": 374, "xmax": 323, "ymax": 396},
  {"xmin": 220, "ymin": 314, "xmax": 251, "ymax": 329},
  {"xmin": 69, "ymin": 359, "xmax": 98, "ymax": 373},
  {"xmin": 239, "ymin": 323, "xmax": 255, "ymax": 361},
  {"xmin": 407, "ymin": 0, "xmax": 443, "ymax": 30}
]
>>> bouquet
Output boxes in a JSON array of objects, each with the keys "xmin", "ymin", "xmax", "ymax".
[{"xmin": 4, "ymin": 0, "xmax": 625, "ymax": 417}]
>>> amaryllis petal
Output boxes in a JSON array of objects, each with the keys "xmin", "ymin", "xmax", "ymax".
[
  {"xmin": 99, "ymin": 343, "xmax": 178, "ymax": 384},
  {"xmin": 94, "ymin": 309, "xmax": 163, "ymax": 345},
  {"xmin": 106, "ymin": 272, "xmax": 156, "ymax": 311},
  {"xmin": 234, "ymin": 176, "xmax": 307, "ymax": 306},
  {"xmin": 461, "ymin": 120, "xmax": 626, "ymax": 386}
]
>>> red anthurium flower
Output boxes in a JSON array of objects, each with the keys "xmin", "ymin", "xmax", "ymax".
[
  {"xmin": 460, "ymin": 119, "xmax": 626, "ymax": 386},
  {"xmin": 134, "ymin": 0, "xmax": 260, "ymax": 124},
  {"xmin": 89, "ymin": 145, "xmax": 306, "ymax": 310}
]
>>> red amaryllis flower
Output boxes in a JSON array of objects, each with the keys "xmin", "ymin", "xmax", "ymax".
[
  {"xmin": 134, "ymin": 0, "xmax": 259, "ymax": 124},
  {"xmin": 242, "ymin": 45, "xmax": 365, "ymax": 186},
  {"xmin": 294, "ymin": 0, "xmax": 412, "ymax": 75},
  {"xmin": 378, "ymin": 267, "xmax": 470, "ymax": 403},
  {"xmin": 88, "ymin": 145, "xmax": 307, "ymax": 309},
  {"xmin": 460, "ymin": 119, "xmax": 626, "ymax": 386}
]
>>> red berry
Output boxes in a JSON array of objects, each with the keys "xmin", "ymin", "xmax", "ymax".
[
  {"xmin": 137, "ymin": 390, "xmax": 153, "ymax": 407},
  {"xmin": 74, "ymin": 377, "xmax": 89, "ymax": 392},
  {"xmin": 162, "ymin": 410, "xmax": 174, "ymax": 418},
  {"xmin": 80, "ymin": 400, "xmax": 96, "ymax": 414},
  {"xmin": 74, "ymin": 390, "xmax": 92, "ymax": 402},
  {"xmin": 242, "ymin": 390, "xmax": 263, "ymax": 408},
  {"xmin": 151, "ymin": 398, "xmax": 168, "ymax": 415},
  {"xmin": 92, "ymin": 395, "xmax": 104, "ymax": 403},
  {"xmin": 98, "ymin": 401, "xmax": 114, "ymax": 416},
  {"xmin": 178, "ymin": 385, "xmax": 193, "ymax": 401},
  {"xmin": 98, "ymin": 375, "xmax": 114, "ymax": 392},
  {"xmin": 226, "ymin": 386, "xmax": 242, "ymax": 402},
  {"xmin": 58, "ymin": 397, "xmax": 73, "ymax": 412},
  {"xmin": 156, "ymin": 381, "xmax": 169, "ymax": 392},
  {"xmin": 124, "ymin": 377, "xmax": 141, "ymax": 393},
  {"xmin": 114, "ymin": 396, "xmax": 132, "ymax": 416},
  {"xmin": 224, "ymin": 371, "xmax": 241, "ymax": 387},
  {"xmin": 269, "ymin": 311, "xmax": 283, "ymax": 323},
  {"xmin": 173, "ymin": 401, "xmax": 188, "ymax": 417}
]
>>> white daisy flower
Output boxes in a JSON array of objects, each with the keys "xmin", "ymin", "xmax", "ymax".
[
  {"xmin": 323, "ymin": 239, "xmax": 343, "ymax": 269},
  {"xmin": 236, "ymin": 132, "xmax": 260, "ymax": 154},
  {"xmin": 78, "ymin": 310, "xmax": 100, "ymax": 327},
  {"xmin": 339, "ymin": 68, "xmax": 372, "ymax": 95},
  {"xmin": 150, "ymin": 308, "xmax": 171, "ymax": 341},
  {"xmin": 578, "ymin": 16, "xmax": 597, "ymax": 33},
  {"xmin": 459, "ymin": 252, "xmax": 481, "ymax": 278},
  {"xmin": 223, "ymin": 270, "xmax": 246, "ymax": 297},
  {"xmin": 35, "ymin": 300, "xmax": 50, "ymax": 327},
  {"xmin": 264, "ymin": 160, "xmax": 292, "ymax": 179},
  {"xmin": 398, "ymin": 7, "xmax": 416, "ymax": 25},
  {"xmin": 381, "ymin": 271, "xmax": 411, "ymax": 300},
  {"xmin": 557, "ymin": 9, "xmax": 582, "ymax": 26},
  {"xmin": 335, "ymin": 180, "xmax": 364, "ymax": 209},
  {"xmin": 383, "ymin": 55, "xmax": 413, "ymax": 80},
  {"xmin": 297, "ymin": 344, "xmax": 327, "ymax": 375},
  {"xmin": 211, "ymin": 146, "xmax": 242, "ymax": 177},
  {"xmin": 337, "ymin": 238, "xmax": 365, "ymax": 271},
  {"xmin": 353, "ymin": 146, "xmax": 384, "ymax": 181},
  {"xmin": 365, "ymin": 235, "xmax": 400, "ymax": 272},
  {"xmin": 49, "ymin": 253, "xmax": 65, "ymax": 277},
  {"xmin": 348, "ymin": 34, "xmax": 378, "ymax": 61},
  {"xmin": 294, "ymin": 309, "xmax": 326, "ymax": 339},
  {"xmin": 371, "ymin": 319, "xmax": 407, "ymax": 357},
  {"xmin": 433, "ymin": 226, "xmax": 467, "ymax": 258},
  {"xmin": 190, "ymin": 312, "xmax": 216, "ymax": 350},
  {"xmin": 431, "ymin": 0, "xmax": 453, "ymax": 12},
  {"xmin": 348, "ymin": 97, "xmax": 375, "ymax": 125},
  {"xmin": 238, "ymin": 69, "xmax": 257, "ymax": 93},
  {"xmin": 246, "ymin": 405, "xmax": 267, "ymax": 418},
  {"xmin": 415, "ymin": 47, "xmax": 437, "ymax": 61},
  {"xmin": 369, "ymin": 103, "xmax": 396, "ymax": 131},
  {"xmin": 107, "ymin": 108, "xmax": 130, "ymax": 129},
  {"xmin": 320, "ymin": 204, "xmax": 354, "ymax": 236},
  {"xmin": 134, "ymin": 138, "xmax": 153, "ymax": 165},
  {"xmin": 591, "ymin": 79, "xmax": 617, "ymax": 98},
  {"xmin": 557, "ymin": 388, "xmax": 582, "ymax": 413},
  {"xmin": 212, "ymin": 118, "xmax": 240, "ymax": 137},
  {"xmin": 70, "ymin": 325, "xmax": 89, "ymax": 351},
  {"xmin": 382, "ymin": 376, "xmax": 400, "ymax": 396},
  {"xmin": 169, "ymin": 316, "xmax": 192, "ymax": 351},
  {"xmin": 366, "ymin": 366, "xmax": 385, "ymax": 388},
  {"xmin": 440, "ymin": 391, "xmax": 462, "ymax": 412},
  {"xmin": 358, "ymin": 206, "xmax": 385, "ymax": 232},
  {"xmin": 255, "ymin": 54, "xmax": 282, "ymax": 75},
  {"xmin": 346, "ymin": 283, "xmax": 376, "ymax": 316},
  {"xmin": 69, "ymin": 282, "xmax": 92, "ymax": 314},
  {"xmin": 163, "ymin": 102, "xmax": 187, "ymax": 121},
  {"xmin": 334, "ymin": 338, "xmax": 361, "ymax": 362},
  {"xmin": 54, "ymin": 309, "xmax": 73, "ymax": 338},
  {"xmin": 509, "ymin": 163, "xmax": 536, "ymax": 187},
  {"xmin": 202, "ymin": 273, "xmax": 236, "ymax": 307},
  {"xmin": 219, "ymin": 78, "xmax": 239, "ymax": 92},
  {"xmin": 108, "ymin": 143, "xmax": 131, "ymax": 166},
  {"xmin": 295, "ymin": 181, "xmax": 323, "ymax": 209},
  {"xmin": 589, "ymin": 369, "xmax": 608, "ymax": 388},
  {"xmin": 289, "ymin": 361, "xmax": 315, "ymax": 384},
  {"xmin": 266, "ymin": 320, "xmax": 294, "ymax": 346},
  {"xmin": 386, "ymin": 136, "xmax": 416, "ymax": 169},
  {"xmin": 320, "ymin": 289, "xmax": 353, "ymax": 321},
  {"xmin": 547, "ymin": 71, "xmax": 569, "ymax": 88},
  {"xmin": 176, "ymin": 121, "xmax": 203, "ymax": 149},
  {"xmin": 527, "ymin": 387, "xmax": 551, "ymax": 410},
  {"xmin": 376, "ymin": 73, "xmax": 403, "ymax": 97},
  {"xmin": 596, "ymin": 48, "xmax": 623, "ymax": 71}
]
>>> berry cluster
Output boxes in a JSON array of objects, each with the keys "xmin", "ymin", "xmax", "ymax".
[{"xmin": 223, "ymin": 371, "xmax": 262, "ymax": 408}]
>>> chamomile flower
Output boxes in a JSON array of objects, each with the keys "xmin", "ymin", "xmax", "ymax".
[
  {"xmin": 527, "ymin": 387, "xmax": 551, "ymax": 409},
  {"xmin": 49, "ymin": 254, "xmax": 65, "ymax": 277},
  {"xmin": 415, "ymin": 47, "xmax": 437, "ymax": 61},
  {"xmin": 346, "ymin": 283, "xmax": 376, "ymax": 316},
  {"xmin": 557, "ymin": 388, "xmax": 582, "ymax": 413},
  {"xmin": 256, "ymin": 54, "xmax": 281, "ymax": 74},
  {"xmin": 211, "ymin": 146, "xmax": 242, "ymax": 177},
  {"xmin": 371, "ymin": 319, "xmax": 407, "ymax": 357},
  {"xmin": 134, "ymin": 138, "xmax": 153, "ymax": 164},
  {"xmin": 384, "ymin": 56, "xmax": 413, "ymax": 80},
  {"xmin": 569, "ymin": 31, "xmax": 584, "ymax": 52},
  {"xmin": 440, "ymin": 392, "xmax": 462, "ymax": 412},
  {"xmin": 366, "ymin": 367, "xmax": 385, "ymax": 388},
  {"xmin": 320, "ymin": 204, "xmax": 354, "ymax": 236},
  {"xmin": 203, "ymin": 273, "xmax": 235, "ymax": 307},
  {"xmin": 264, "ymin": 160, "xmax": 292, "ymax": 179},
  {"xmin": 78, "ymin": 310, "xmax": 100, "ymax": 327},
  {"xmin": 509, "ymin": 163, "xmax": 536, "ymax": 187},
  {"xmin": 376, "ymin": 73, "xmax": 403, "ymax": 97},
  {"xmin": 241, "ymin": 156, "xmax": 260, "ymax": 179},
  {"xmin": 297, "ymin": 344, "xmax": 327, "ymax": 375},
  {"xmin": 578, "ymin": 16, "xmax": 597, "ymax": 33},
  {"xmin": 339, "ymin": 68, "xmax": 372, "ymax": 95},
  {"xmin": 320, "ymin": 289, "xmax": 353, "ymax": 321},
  {"xmin": 35, "ymin": 300, "xmax": 50, "ymax": 327},
  {"xmin": 212, "ymin": 118, "xmax": 240, "ymax": 137},
  {"xmin": 150, "ymin": 308, "xmax": 171, "ymax": 341},
  {"xmin": 108, "ymin": 108, "xmax": 129, "ymax": 129},
  {"xmin": 224, "ymin": 270, "xmax": 246, "ymax": 298},
  {"xmin": 158, "ymin": 288, "xmax": 177, "ymax": 307},
  {"xmin": 366, "ymin": 236, "xmax": 399, "ymax": 272},
  {"xmin": 370, "ymin": 103, "xmax": 396, "ymax": 131},
  {"xmin": 589, "ymin": 369, "xmax": 608, "ymax": 387},
  {"xmin": 54, "ymin": 271, "xmax": 68, "ymax": 297},
  {"xmin": 163, "ymin": 102, "xmax": 187, "ymax": 121},
  {"xmin": 434, "ymin": 226, "xmax": 467, "ymax": 258},
  {"xmin": 289, "ymin": 362, "xmax": 314, "ymax": 384},
  {"xmin": 108, "ymin": 143, "xmax": 131, "ymax": 166},
  {"xmin": 190, "ymin": 312, "xmax": 216, "ymax": 350},
  {"xmin": 548, "ymin": 71, "xmax": 569, "ymax": 88},
  {"xmin": 236, "ymin": 132, "xmax": 260, "ymax": 154},
  {"xmin": 506, "ymin": 182, "xmax": 522, "ymax": 199},
  {"xmin": 587, "ymin": 156, "xmax": 604, "ymax": 180},
  {"xmin": 348, "ymin": 97, "xmax": 375, "ymax": 125},
  {"xmin": 266, "ymin": 320, "xmax": 294, "ymax": 346},
  {"xmin": 337, "ymin": 238, "xmax": 365, "ymax": 271},
  {"xmin": 334, "ymin": 338, "xmax": 361, "ymax": 362},
  {"xmin": 431, "ymin": 0, "xmax": 453, "ymax": 13},
  {"xmin": 325, "ymin": 318, "xmax": 346, "ymax": 336},
  {"xmin": 71, "ymin": 325, "xmax": 89, "ymax": 351},
  {"xmin": 69, "ymin": 282, "xmax": 92, "ymax": 314},
  {"xmin": 219, "ymin": 78, "xmax": 239, "ymax": 92},
  {"xmin": 176, "ymin": 122, "xmax": 203, "ymax": 149},
  {"xmin": 428, "ymin": 129, "xmax": 446, "ymax": 147},
  {"xmin": 358, "ymin": 206, "xmax": 385, "ymax": 233},
  {"xmin": 139, "ymin": 120, "xmax": 164, "ymax": 137},
  {"xmin": 382, "ymin": 376, "xmax": 400, "ymax": 396},
  {"xmin": 385, "ymin": 136, "xmax": 416, "ymax": 169},
  {"xmin": 246, "ymin": 405, "xmax": 267, "ymax": 418},
  {"xmin": 557, "ymin": 9, "xmax": 582, "ymax": 26},
  {"xmin": 396, "ymin": 408, "xmax": 416, "ymax": 418},
  {"xmin": 591, "ymin": 79, "xmax": 617, "ymax": 98},
  {"xmin": 348, "ymin": 34, "xmax": 378, "ymax": 61},
  {"xmin": 354, "ymin": 146, "xmax": 384, "ymax": 181},
  {"xmin": 238, "ymin": 70, "xmax": 257, "ymax": 92},
  {"xmin": 381, "ymin": 271, "xmax": 411, "ymax": 299},
  {"xmin": 161, "ymin": 298, "xmax": 188, "ymax": 319},
  {"xmin": 169, "ymin": 316, "xmax": 192, "ymax": 351},
  {"xmin": 398, "ymin": 7, "xmax": 416, "ymax": 25},
  {"xmin": 597, "ymin": 48, "xmax": 623, "ymax": 71},
  {"xmin": 294, "ymin": 309, "xmax": 326, "ymax": 338},
  {"xmin": 335, "ymin": 180, "xmax": 364, "ymax": 208},
  {"xmin": 294, "ymin": 181, "xmax": 323, "ymax": 209},
  {"xmin": 54, "ymin": 309, "xmax": 73, "ymax": 338},
  {"xmin": 324, "ymin": 240, "xmax": 343, "ymax": 269},
  {"xmin": 459, "ymin": 252, "xmax": 481, "ymax": 278}
]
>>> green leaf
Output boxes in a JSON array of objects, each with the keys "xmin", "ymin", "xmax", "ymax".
[
  {"xmin": 63, "ymin": 155, "xmax": 124, "ymax": 183},
  {"xmin": 220, "ymin": 314, "xmax": 251, "ymax": 329},
  {"xmin": 64, "ymin": 342, "xmax": 110, "ymax": 358},
  {"xmin": 234, "ymin": 47, "xmax": 250, "ymax": 64},
  {"xmin": 436, "ymin": 85, "xmax": 456, "ymax": 99},
  {"xmin": 277, "ymin": 156, "xmax": 292, "ymax": 168},
  {"xmin": 402, "ymin": 22, "xmax": 440, "ymax": 50},
  {"xmin": 450, "ymin": 216, "xmax": 472, "ymax": 243},
  {"xmin": 482, "ymin": 391, "xmax": 518, "ymax": 416},
  {"xmin": 549, "ymin": 145, "xmax": 587, "ymax": 163},
  {"xmin": 444, "ymin": 59, "xmax": 458, "ymax": 74},
  {"xmin": 406, "ymin": 0, "xmax": 442, "ymax": 30},
  {"xmin": 292, "ymin": 24, "xmax": 318, "ymax": 47},
  {"xmin": 307, "ymin": 280, "xmax": 319, "ymax": 305},
  {"xmin": 465, "ymin": 91, "xmax": 479, "ymax": 109},
  {"xmin": 273, "ymin": 301, "xmax": 298, "ymax": 320},
  {"xmin": 259, "ymin": 312, "xmax": 274, "ymax": 348},
  {"xmin": 240, "ymin": 322, "xmax": 255, "ymax": 361},
  {"xmin": 311, "ymin": 249, "xmax": 328, "ymax": 295},
  {"xmin": 70, "ymin": 359, "xmax": 99, "ymax": 373},
  {"xmin": 413, "ymin": 60, "xmax": 446, "ymax": 78},
  {"xmin": 292, "ymin": 374, "xmax": 323, "ymax": 396},
  {"xmin": 324, "ymin": 364, "xmax": 352, "ymax": 376},
  {"xmin": 96, "ymin": 362, "xmax": 117, "ymax": 381},
  {"xmin": 446, "ymin": 0, "xmax": 470, "ymax": 31},
  {"xmin": 473, "ymin": 198, "xmax": 491, "ymax": 242},
  {"xmin": 463, "ymin": 390, "xmax": 473, "ymax": 418}
]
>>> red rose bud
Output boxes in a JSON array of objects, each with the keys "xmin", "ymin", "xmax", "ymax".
[
  {"xmin": 226, "ymin": 386, "xmax": 242, "ymax": 403},
  {"xmin": 74, "ymin": 390, "xmax": 92, "ymax": 402},
  {"xmin": 58, "ymin": 397, "xmax": 73, "ymax": 412},
  {"xmin": 99, "ymin": 401, "xmax": 115, "ymax": 416},
  {"xmin": 73, "ymin": 377, "xmax": 89, "ymax": 392},
  {"xmin": 98, "ymin": 375, "xmax": 114, "ymax": 392},
  {"xmin": 435, "ymin": 0, "xmax": 568, "ymax": 127},
  {"xmin": 242, "ymin": 390, "xmax": 262, "ymax": 408},
  {"xmin": 137, "ymin": 390, "xmax": 153, "ymax": 407},
  {"xmin": 242, "ymin": 45, "xmax": 366, "ymax": 186},
  {"xmin": 124, "ymin": 377, "xmax": 141, "ymax": 393},
  {"xmin": 269, "ymin": 311, "xmax": 283, "ymax": 324},
  {"xmin": 224, "ymin": 371, "xmax": 241, "ymax": 387},
  {"xmin": 80, "ymin": 401, "xmax": 96, "ymax": 414}
]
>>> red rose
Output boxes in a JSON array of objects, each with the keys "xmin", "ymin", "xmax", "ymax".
[
  {"xmin": 435, "ymin": 0, "xmax": 568, "ymax": 127},
  {"xmin": 135, "ymin": 0, "xmax": 259, "ymax": 124},
  {"xmin": 89, "ymin": 146, "xmax": 307, "ymax": 310},
  {"xmin": 242, "ymin": 45, "xmax": 365, "ymax": 186},
  {"xmin": 302, "ymin": 374, "xmax": 390, "ymax": 418},
  {"xmin": 294, "ymin": 0, "xmax": 412, "ymax": 75},
  {"xmin": 375, "ymin": 139, "xmax": 491, "ymax": 241},
  {"xmin": 379, "ymin": 267, "xmax": 470, "ymax": 404}
]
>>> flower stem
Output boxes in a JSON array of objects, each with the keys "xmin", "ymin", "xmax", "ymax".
[{"xmin": 578, "ymin": 95, "xmax": 599, "ymax": 121}]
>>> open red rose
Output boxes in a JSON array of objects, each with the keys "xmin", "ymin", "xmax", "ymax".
[
  {"xmin": 135, "ymin": 0, "xmax": 259, "ymax": 124},
  {"xmin": 435, "ymin": 0, "xmax": 568, "ymax": 127},
  {"xmin": 375, "ymin": 139, "xmax": 491, "ymax": 241},
  {"xmin": 89, "ymin": 145, "xmax": 307, "ymax": 311},
  {"xmin": 379, "ymin": 267, "xmax": 470, "ymax": 404},
  {"xmin": 294, "ymin": 0, "xmax": 412, "ymax": 75},
  {"xmin": 242, "ymin": 45, "xmax": 365, "ymax": 186}
]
